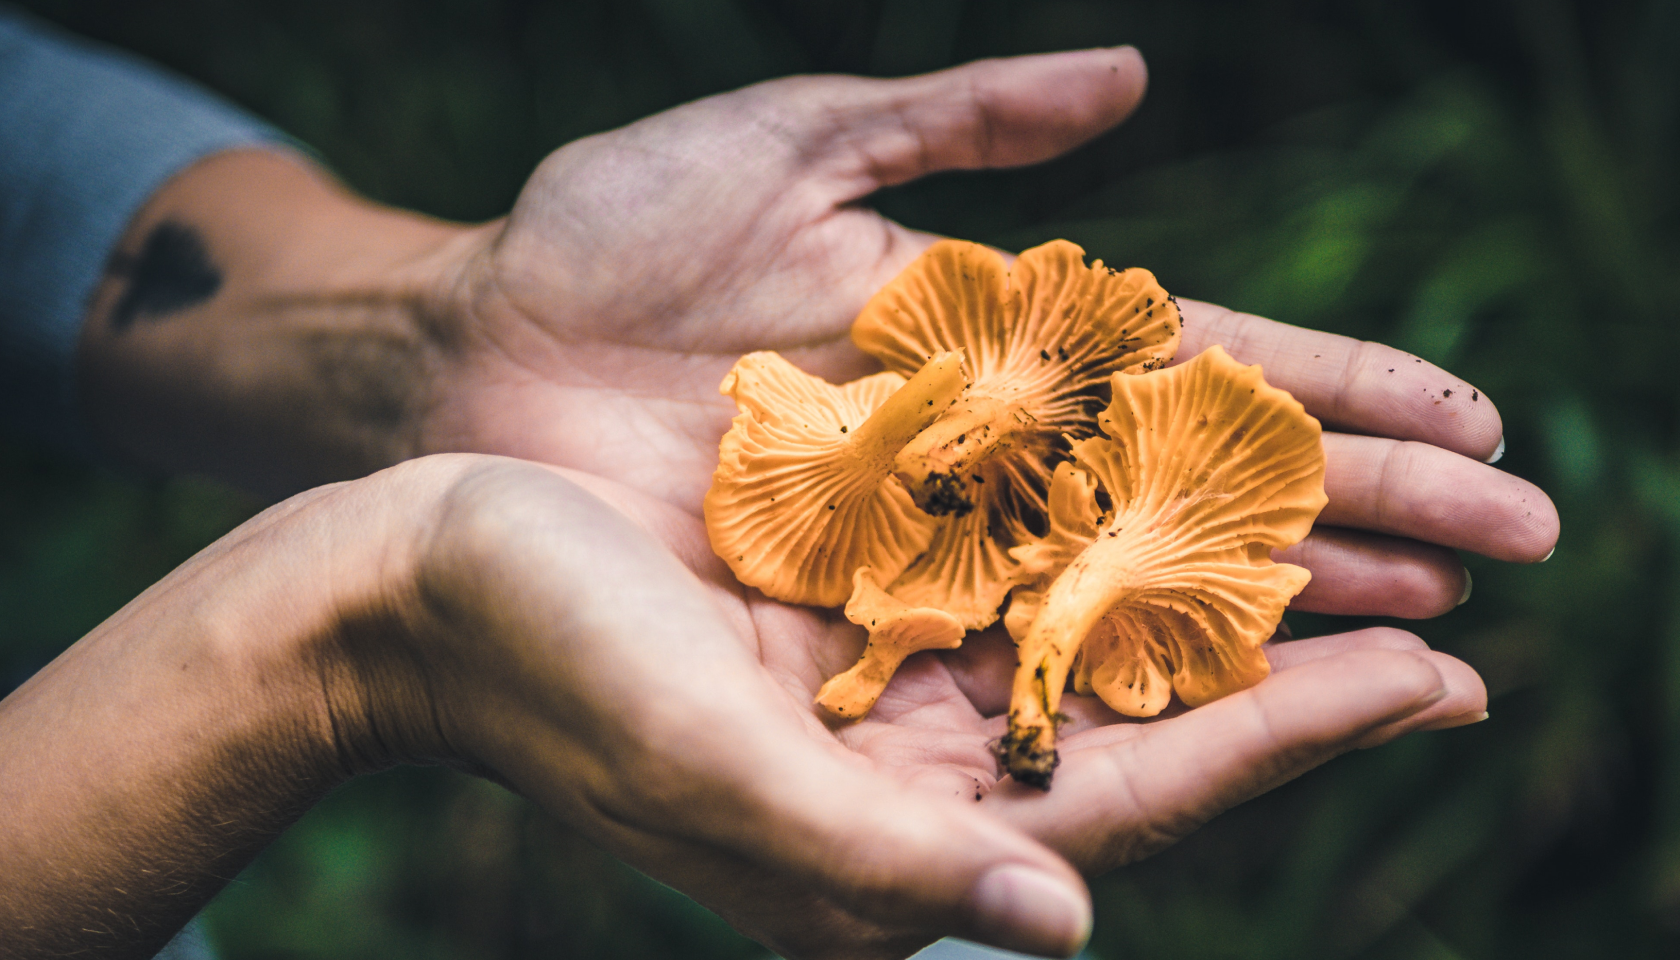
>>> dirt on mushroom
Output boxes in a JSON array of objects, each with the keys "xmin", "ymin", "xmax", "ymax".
[{"xmin": 853, "ymin": 239, "xmax": 1182, "ymax": 629}]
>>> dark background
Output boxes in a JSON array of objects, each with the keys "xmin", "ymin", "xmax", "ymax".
[{"xmin": 3, "ymin": 1, "xmax": 1675, "ymax": 957}]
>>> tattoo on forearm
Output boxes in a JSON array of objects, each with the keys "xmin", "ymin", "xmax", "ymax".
[{"xmin": 108, "ymin": 221, "xmax": 223, "ymax": 330}]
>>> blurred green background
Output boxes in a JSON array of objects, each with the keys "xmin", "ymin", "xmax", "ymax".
[{"xmin": 2, "ymin": 0, "xmax": 1673, "ymax": 957}]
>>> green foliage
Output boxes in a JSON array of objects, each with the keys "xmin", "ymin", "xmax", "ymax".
[
  {"xmin": 206, "ymin": 770, "xmax": 755, "ymax": 960},
  {"xmin": 4, "ymin": 0, "xmax": 1677, "ymax": 957}
]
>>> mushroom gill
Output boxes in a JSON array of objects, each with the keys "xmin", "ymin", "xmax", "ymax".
[
  {"xmin": 703, "ymin": 349, "xmax": 967, "ymax": 607},
  {"xmin": 998, "ymin": 346, "xmax": 1328, "ymax": 789},
  {"xmin": 851, "ymin": 239, "xmax": 1182, "ymax": 628}
]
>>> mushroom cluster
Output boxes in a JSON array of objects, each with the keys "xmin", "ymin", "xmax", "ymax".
[{"xmin": 704, "ymin": 239, "xmax": 1327, "ymax": 788}]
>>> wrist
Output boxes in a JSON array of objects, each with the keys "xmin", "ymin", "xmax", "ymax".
[
  {"xmin": 76, "ymin": 147, "xmax": 484, "ymax": 495},
  {"xmin": 0, "ymin": 458, "xmax": 500, "ymax": 953},
  {"xmin": 0, "ymin": 471, "xmax": 430, "ymax": 951},
  {"xmin": 405, "ymin": 216, "xmax": 522, "ymax": 462},
  {"xmin": 271, "ymin": 458, "xmax": 483, "ymax": 774}
]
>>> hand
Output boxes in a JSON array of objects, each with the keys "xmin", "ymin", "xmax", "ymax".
[
  {"xmin": 294, "ymin": 456, "xmax": 1486, "ymax": 960},
  {"xmin": 2, "ymin": 455, "xmax": 1084, "ymax": 960},
  {"xmin": 400, "ymin": 459, "xmax": 1490, "ymax": 959},
  {"xmin": 77, "ymin": 45, "xmax": 1558, "ymax": 612},
  {"xmin": 6, "ymin": 425, "xmax": 1488, "ymax": 960},
  {"xmin": 425, "ymin": 47, "xmax": 1558, "ymax": 619},
  {"xmin": 426, "ymin": 48, "xmax": 1152, "ymax": 507}
]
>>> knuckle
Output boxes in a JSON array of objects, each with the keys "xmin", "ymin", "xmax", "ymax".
[
  {"xmin": 1352, "ymin": 648, "xmax": 1445, "ymax": 705},
  {"xmin": 1354, "ymin": 625, "xmax": 1428, "ymax": 650}
]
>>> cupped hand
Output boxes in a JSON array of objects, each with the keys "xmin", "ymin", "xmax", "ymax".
[
  {"xmin": 419, "ymin": 48, "xmax": 1557, "ymax": 622},
  {"xmin": 364, "ymin": 456, "xmax": 1486, "ymax": 960},
  {"xmin": 425, "ymin": 47, "xmax": 1149, "ymax": 507}
]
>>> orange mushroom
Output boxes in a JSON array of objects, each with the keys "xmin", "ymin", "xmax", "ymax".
[
  {"xmin": 851, "ymin": 239, "xmax": 1182, "ymax": 628},
  {"xmin": 998, "ymin": 346, "xmax": 1328, "ymax": 788},
  {"xmin": 704, "ymin": 349, "xmax": 968, "ymax": 607},
  {"xmin": 814, "ymin": 568, "xmax": 965, "ymax": 719}
]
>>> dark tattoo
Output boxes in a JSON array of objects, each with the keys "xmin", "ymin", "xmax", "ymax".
[{"xmin": 108, "ymin": 221, "xmax": 222, "ymax": 330}]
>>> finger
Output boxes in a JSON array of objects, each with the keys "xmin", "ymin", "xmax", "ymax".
[
  {"xmin": 1276, "ymin": 527, "xmax": 1469, "ymax": 617},
  {"xmin": 941, "ymin": 526, "xmax": 1469, "ymax": 720},
  {"xmin": 1321, "ymin": 433, "xmax": 1559, "ymax": 562},
  {"xmin": 1262, "ymin": 629, "xmax": 1487, "ymax": 740},
  {"xmin": 694, "ymin": 713, "xmax": 1096, "ymax": 955},
  {"xmin": 985, "ymin": 649, "xmax": 1468, "ymax": 873},
  {"xmin": 1264, "ymin": 626, "xmax": 1430, "ymax": 671},
  {"xmin": 1176, "ymin": 299, "xmax": 1503, "ymax": 461},
  {"xmin": 794, "ymin": 47, "xmax": 1148, "ymax": 197},
  {"xmin": 1051, "ymin": 627, "xmax": 1454, "ymax": 735}
]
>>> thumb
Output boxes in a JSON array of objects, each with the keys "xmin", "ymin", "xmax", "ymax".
[
  {"xmin": 780, "ymin": 760, "xmax": 1092, "ymax": 957},
  {"xmin": 782, "ymin": 45, "xmax": 1148, "ymax": 198},
  {"xmin": 633, "ymin": 745, "xmax": 1095, "ymax": 959}
]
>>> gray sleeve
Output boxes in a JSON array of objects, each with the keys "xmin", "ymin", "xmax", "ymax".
[{"xmin": 0, "ymin": 6, "xmax": 288, "ymax": 455}]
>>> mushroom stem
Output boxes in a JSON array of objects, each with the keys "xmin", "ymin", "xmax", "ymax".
[
  {"xmin": 892, "ymin": 391, "xmax": 1033, "ymax": 516},
  {"xmin": 815, "ymin": 568, "xmax": 965, "ymax": 719},
  {"xmin": 816, "ymin": 648, "xmax": 913, "ymax": 719},
  {"xmin": 1002, "ymin": 536, "xmax": 1140, "ymax": 789},
  {"xmin": 846, "ymin": 351, "xmax": 968, "ymax": 471},
  {"xmin": 815, "ymin": 635, "xmax": 941, "ymax": 718}
]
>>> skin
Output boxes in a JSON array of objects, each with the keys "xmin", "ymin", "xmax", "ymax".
[
  {"xmin": 0, "ymin": 457, "xmax": 1487, "ymax": 960},
  {"xmin": 3, "ymin": 44, "xmax": 1556, "ymax": 960}
]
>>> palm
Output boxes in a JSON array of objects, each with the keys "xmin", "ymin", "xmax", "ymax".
[
  {"xmin": 637, "ymin": 586, "xmax": 1471, "ymax": 959},
  {"xmin": 736, "ymin": 583, "xmax": 1408, "ymax": 870},
  {"xmin": 748, "ymin": 590, "xmax": 1005, "ymax": 798},
  {"xmin": 439, "ymin": 88, "xmax": 949, "ymax": 510},
  {"xmin": 496, "ymin": 94, "xmax": 919, "ymax": 355},
  {"xmin": 582, "ymin": 482, "xmax": 1485, "ymax": 896}
]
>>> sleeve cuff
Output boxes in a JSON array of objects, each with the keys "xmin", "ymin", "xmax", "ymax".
[{"xmin": 0, "ymin": 7, "xmax": 293, "ymax": 457}]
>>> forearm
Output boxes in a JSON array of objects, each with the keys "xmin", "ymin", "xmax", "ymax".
[
  {"xmin": 77, "ymin": 148, "xmax": 492, "ymax": 496},
  {"xmin": 0, "ymin": 479, "xmax": 428, "ymax": 957}
]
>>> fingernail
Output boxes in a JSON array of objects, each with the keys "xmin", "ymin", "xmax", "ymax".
[
  {"xmin": 1541, "ymin": 546, "xmax": 1555, "ymax": 562},
  {"xmin": 970, "ymin": 865, "xmax": 1092, "ymax": 958},
  {"xmin": 1457, "ymin": 570, "xmax": 1473, "ymax": 606},
  {"xmin": 1422, "ymin": 709, "xmax": 1489, "ymax": 731},
  {"xmin": 1486, "ymin": 436, "xmax": 1505, "ymax": 464}
]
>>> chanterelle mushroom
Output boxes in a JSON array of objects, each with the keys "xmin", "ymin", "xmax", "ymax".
[
  {"xmin": 851, "ymin": 239, "xmax": 1182, "ymax": 628},
  {"xmin": 814, "ymin": 567, "xmax": 965, "ymax": 719},
  {"xmin": 704, "ymin": 350, "xmax": 967, "ymax": 607},
  {"xmin": 998, "ymin": 346, "xmax": 1328, "ymax": 788}
]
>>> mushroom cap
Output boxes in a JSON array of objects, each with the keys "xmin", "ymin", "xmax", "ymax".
[
  {"xmin": 1076, "ymin": 344, "xmax": 1326, "ymax": 563},
  {"xmin": 853, "ymin": 238, "xmax": 1180, "ymax": 447},
  {"xmin": 850, "ymin": 239, "xmax": 1183, "ymax": 626},
  {"xmin": 814, "ymin": 567, "xmax": 966, "ymax": 719},
  {"xmin": 1008, "ymin": 345, "xmax": 1327, "ymax": 719},
  {"xmin": 853, "ymin": 238, "xmax": 1181, "ymax": 399},
  {"xmin": 704, "ymin": 350, "xmax": 966, "ymax": 607}
]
